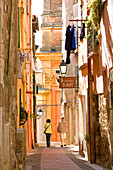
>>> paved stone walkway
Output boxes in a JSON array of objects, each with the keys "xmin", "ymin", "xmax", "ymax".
[
  {"xmin": 41, "ymin": 147, "xmax": 81, "ymax": 170},
  {"xmin": 26, "ymin": 147, "xmax": 43, "ymax": 170},
  {"xmin": 26, "ymin": 146, "xmax": 106, "ymax": 170}
]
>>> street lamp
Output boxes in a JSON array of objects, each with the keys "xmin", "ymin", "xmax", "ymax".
[
  {"xmin": 59, "ymin": 59, "xmax": 67, "ymax": 118},
  {"xmin": 37, "ymin": 109, "xmax": 43, "ymax": 117},
  {"xmin": 59, "ymin": 60, "xmax": 67, "ymax": 74}
]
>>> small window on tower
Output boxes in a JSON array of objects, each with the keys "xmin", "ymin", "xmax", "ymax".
[{"xmin": 73, "ymin": 0, "xmax": 78, "ymax": 4}]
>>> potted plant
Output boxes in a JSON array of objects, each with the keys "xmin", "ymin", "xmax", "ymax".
[
  {"xmin": 88, "ymin": 0, "xmax": 102, "ymax": 29},
  {"xmin": 20, "ymin": 104, "xmax": 28, "ymax": 126},
  {"xmin": 85, "ymin": 0, "xmax": 102, "ymax": 54}
]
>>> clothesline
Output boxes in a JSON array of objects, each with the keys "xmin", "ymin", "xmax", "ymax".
[
  {"xmin": 18, "ymin": 50, "xmax": 35, "ymax": 79},
  {"xmin": 18, "ymin": 50, "xmax": 32, "ymax": 59},
  {"xmin": 74, "ymin": 26, "xmax": 87, "ymax": 28},
  {"xmin": 17, "ymin": 48, "xmax": 32, "ymax": 51},
  {"xmin": 65, "ymin": 22, "xmax": 87, "ymax": 64},
  {"xmin": 67, "ymin": 25, "xmax": 87, "ymax": 29},
  {"xmin": 69, "ymin": 19, "xmax": 87, "ymax": 22}
]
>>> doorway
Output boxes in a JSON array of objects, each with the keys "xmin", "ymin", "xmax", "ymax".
[{"xmin": 70, "ymin": 107, "xmax": 73, "ymax": 144}]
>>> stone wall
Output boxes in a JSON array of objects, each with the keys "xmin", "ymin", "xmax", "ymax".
[
  {"xmin": 16, "ymin": 129, "xmax": 26, "ymax": 170},
  {"xmin": 0, "ymin": 0, "xmax": 18, "ymax": 169},
  {"xmin": 98, "ymin": 95, "xmax": 110, "ymax": 168},
  {"xmin": 92, "ymin": 1, "xmax": 113, "ymax": 168},
  {"xmin": 93, "ymin": 94, "xmax": 110, "ymax": 168},
  {"xmin": 0, "ymin": 0, "xmax": 4, "ymax": 167}
]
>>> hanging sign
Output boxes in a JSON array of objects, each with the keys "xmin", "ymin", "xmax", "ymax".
[{"xmin": 59, "ymin": 77, "xmax": 76, "ymax": 88}]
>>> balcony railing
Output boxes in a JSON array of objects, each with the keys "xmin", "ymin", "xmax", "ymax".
[{"xmin": 88, "ymin": 24, "xmax": 99, "ymax": 55}]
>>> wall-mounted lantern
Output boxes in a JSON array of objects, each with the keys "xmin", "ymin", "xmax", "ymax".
[
  {"xmin": 59, "ymin": 59, "xmax": 67, "ymax": 74},
  {"xmin": 37, "ymin": 109, "xmax": 43, "ymax": 117}
]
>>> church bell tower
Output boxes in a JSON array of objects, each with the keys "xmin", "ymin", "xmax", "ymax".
[{"xmin": 41, "ymin": 0, "xmax": 62, "ymax": 51}]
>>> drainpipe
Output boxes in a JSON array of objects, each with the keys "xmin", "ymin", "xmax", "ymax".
[
  {"xmin": 33, "ymin": 74, "xmax": 37, "ymax": 143},
  {"xmin": 87, "ymin": 25, "xmax": 95, "ymax": 163},
  {"xmin": 20, "ymin": 0, "xmax": 24, "ymax": 48},
  {"xmin": 7, "ymin": 0, "xmax": 12, "ymax": 87},
  {"xmin": 18, "ymin": 7, "xmax": 20, "ymax": 48},
  {"xmin": 20, "ymin": 0, "xmax": 26, "ymax": 110},
  {"xmin": 87, "ymin": 48, "xmax": 90, "ymax": 161}
]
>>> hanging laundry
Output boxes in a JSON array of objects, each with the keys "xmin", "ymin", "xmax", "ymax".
[
  {"xmin": 18, "ymin": 51, "xmax": 22, "ymax": 79},
  {"xmin": 36, "ymin": 85, "xmax": 38, "ymax": 94},
  {"xmin": 65, "ymin": 25, "xmax": 72, "ymax": 64},
  {"xmin": 70, "ymin": 24, "xmax": 76, "ymax": 51},
  {"xmin": 80, "ymin": 23, "xmax": 85, "ymax": 41},
  {"xmin": 20, "ymin": 51, "xmax": 24, "ymax": 62},
  {"xmin": 26, "ymin": 58, "xmax": 29, "ymax": 73},
  {"xmin": 23, "ymin": 53, "xmax": 26, "ymax": 69},
  {"xmin": 29, "ymin": 51, "xmax": 35, "ymax": 71},
  {"xmin": 26, "ymin": 53, "xmax": 29, "ymax": 59},
  {"xmin": 24, "ymin": 52, "xmax": 29, "ymax": 59},
  {"xmin": 76, "ymin": 25, "xmax": 78, "ymax": 49}
]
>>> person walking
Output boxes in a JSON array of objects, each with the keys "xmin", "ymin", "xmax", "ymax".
[
  {"xmin": 44, "ymin": 119, "xmax": 52, "ymax": 147},
  {"xmin": 57, "ymin": 116, "xmax": 67, "ymax": 147}
]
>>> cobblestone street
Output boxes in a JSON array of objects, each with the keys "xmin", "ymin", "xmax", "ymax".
[
  {"xmin": 26, "ymin": 146, "xmax": 106, "ymax": 170},
  {"xmin": 1, "ymin": 0, "xmax": 113, "ymax": 169}
]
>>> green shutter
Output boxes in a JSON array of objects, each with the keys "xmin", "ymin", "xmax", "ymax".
[{"xmin": 18, "ymin": 7, "xmax": 20, "ymax": 48}]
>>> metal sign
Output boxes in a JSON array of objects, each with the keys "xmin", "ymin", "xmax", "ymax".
[{"xmin": 59, "ymin": 77, "xmax": 76, "ymax": 88}]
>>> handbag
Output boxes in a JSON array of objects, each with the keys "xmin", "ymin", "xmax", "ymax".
[{"xmin": 44, "ymin": 124, "xmax": 51, "ymax": 134}]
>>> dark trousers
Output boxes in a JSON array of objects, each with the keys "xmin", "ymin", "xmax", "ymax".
[
  {"xmin": 66, "ymin": 50, "xmax": 70, "ymax": 64},
  {"xmin": 46, "ymin": 133, "xmax": 51, "ymax": 147}
]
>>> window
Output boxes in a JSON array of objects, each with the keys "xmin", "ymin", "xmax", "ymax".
[
  {"xmin": 26, "ymin": 0, "xmax": 29, "ymax": 14},
  {"xmin": 73, "ymin": 0, "xmax": 78, "ymax": 4}
]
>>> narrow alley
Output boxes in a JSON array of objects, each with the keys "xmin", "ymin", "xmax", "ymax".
[
  {"xmin": 1, "ymin": 0, "xmax": 113, "ymax": 169},
  {"xmin": 26, "ymin": 146, "xmax": 105, "ymax": 170}
]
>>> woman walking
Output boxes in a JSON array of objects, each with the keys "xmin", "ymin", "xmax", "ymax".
[{"xmin": 44, "ymin": 119, "xmax": 52, "ymax": 147}]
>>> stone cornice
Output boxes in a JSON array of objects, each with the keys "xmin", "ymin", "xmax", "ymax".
[
  {"xmin": 36, "ymin": 89, "xmax": 51, "ymax": 94},
  {"xmin": 41, "ymin": 23, "xmax": 62, "ymax": 28},
  {"xmin": 35, "ymin": 52, "xmax": 62, "ymax": 61},
  {"xmin": 42, "ymin": 11, "xmax": 62, "ymax": 17}
]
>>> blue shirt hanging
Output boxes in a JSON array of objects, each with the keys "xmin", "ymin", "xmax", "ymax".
[
  {"xmin": 70, "ymin": 24, "xmax": 76, "ymax": 51},
  {"xmin": 76, "ymin": 25, "xmax": 78, "ymax": 49}
]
